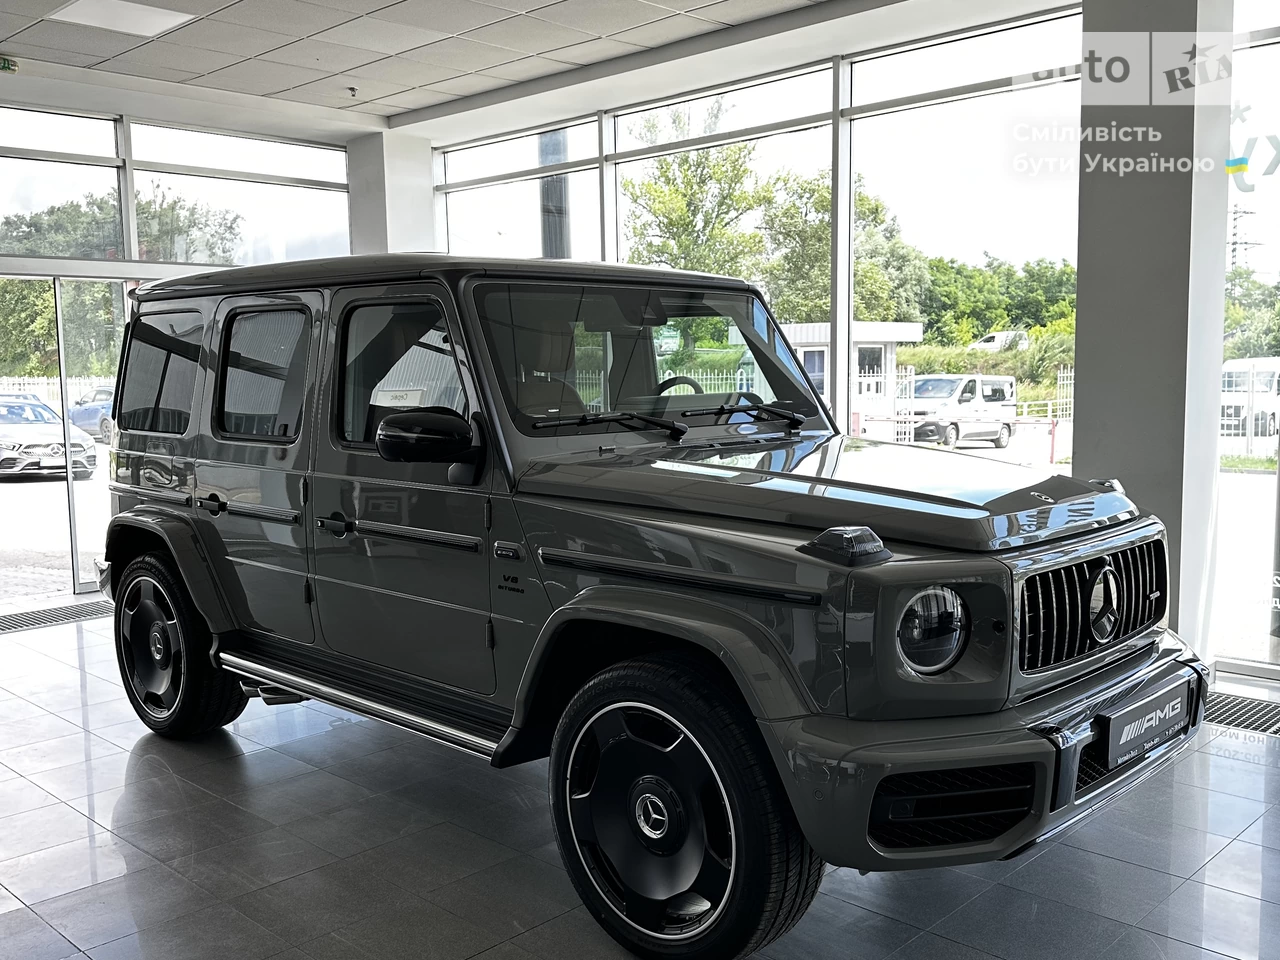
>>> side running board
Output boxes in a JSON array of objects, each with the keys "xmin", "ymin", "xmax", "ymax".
[{"xmin": 218, "ymin": 652, "xmax": 499, "ymax": 761}]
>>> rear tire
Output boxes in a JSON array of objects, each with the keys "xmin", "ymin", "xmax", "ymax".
[
  {"xmin": 549, "ymin": 655, "xmax": 822, "ymax": 960},
  {"xmin": 99, "ymin": 418, "xmax": 112, "ymax": 445},
  {"xmin": 994, "ymin": 425, "xmax": 1011, "ymax": 449},
  {"xmin": 943, "ymin": 423, "xmax": 960, "ymax": 447},
  {"xmin": 114, "ymin": 553, "xmax": 247, "ymax": 737}
]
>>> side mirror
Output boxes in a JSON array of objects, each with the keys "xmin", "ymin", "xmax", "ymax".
[
  {"xmin": 376, "ymin": 407, "xmax": 474, "ymax": 464},
  {"xmin": 958, "ymin": 394, "xmax": 973, "ymax": 404}
]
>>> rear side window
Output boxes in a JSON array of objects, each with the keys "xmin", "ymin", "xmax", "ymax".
[
  {"xmin": 340, "ymin": 301, "xmax": 467, "ymax": 444},
  {"xmin": 981, "ymin": 380, "xmax": 1007, "ymax": 402},
  {"xmin": 219, "ymin": 309, "xmax": 310, "ymax": 440},
  {"xmin": 117, "ymin": 310, "xmax": 204, "ymax": 434}
]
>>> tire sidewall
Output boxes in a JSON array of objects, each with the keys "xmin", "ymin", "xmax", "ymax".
[
  {"xmin": 115, "ymin": 555, "xmax": 192, "ymax": 735},
  {"xmin": 549, "ymin": 667, "xmax": 773, "ymax": 960}
]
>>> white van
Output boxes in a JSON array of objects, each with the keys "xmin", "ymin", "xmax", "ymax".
[
  {"xmin": 968, "ymin": 330, "xmax": 1029, "ymax": 352},
  {"xmin": 912, "ymin": 374, "xmax": 1018, "ymax": 447},
  {"xmin": 1221, "ymin": 358, "xmax": 1280, "ymax": 436}
]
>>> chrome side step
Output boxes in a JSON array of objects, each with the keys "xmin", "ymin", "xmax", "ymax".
[{"xmin": 218, "ymin": 652, "xmax": 499, "ymax": 761}]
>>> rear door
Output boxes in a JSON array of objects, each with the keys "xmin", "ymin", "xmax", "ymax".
[
  {"xmin": 193, "ymin": 292, "xmax": 322, "ymax": 645},
  {"xmin": 309, "ymin": 283, "xmax": 495, "ymax": 694}
]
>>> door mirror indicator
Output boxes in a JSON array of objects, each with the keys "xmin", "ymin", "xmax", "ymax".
[{"xmin": 376, "ymin": 407, "xmax": 475, "ymax": 464}]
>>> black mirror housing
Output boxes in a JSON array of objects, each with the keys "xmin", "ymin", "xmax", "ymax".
[{"xmin": 376, "ymin": 407, "xmax": 474, "ymax": 464}]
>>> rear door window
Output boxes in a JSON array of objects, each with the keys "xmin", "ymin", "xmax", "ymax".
[
  {"xmin": 219, "ymin": 309, "xmax": 310, "ymax": 441},
  {"xmin": 117, "ymin": 310, "xmax": 204, "ymax": 435}
]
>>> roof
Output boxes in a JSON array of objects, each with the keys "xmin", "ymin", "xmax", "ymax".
[{"xmin": 134, "ymin": 254, "xmax": 751, "ymax": 302}]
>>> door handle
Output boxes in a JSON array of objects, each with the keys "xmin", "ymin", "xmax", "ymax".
[
  {"xmin": 195, "ymin": 494, "xmax": 226, "ymax": 516},
  {"xmin": 316, "ymin": 513, "xmax": 354, "ymax": 536}
]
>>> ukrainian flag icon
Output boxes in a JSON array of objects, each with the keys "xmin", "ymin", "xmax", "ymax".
[{"xmin": 1226, "ymin": 157, "xmax": 1249, "ymax": 174}]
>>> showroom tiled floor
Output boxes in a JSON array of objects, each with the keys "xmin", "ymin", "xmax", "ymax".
[{"xmin": 2, "ymin": 619, "xmax": 1280, "ymax": 960}]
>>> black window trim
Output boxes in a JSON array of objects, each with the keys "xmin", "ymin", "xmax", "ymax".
[
  {"xmin": 215, "ymin": 304, "xmax": 312, "ymax": 446},
  {"xmin": 115, "ymin": 306, "xmax": 206, "ymax": 438}
]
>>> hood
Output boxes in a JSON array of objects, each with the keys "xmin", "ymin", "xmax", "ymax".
[
  {"xmin": 517, "ymin": 434, "xmax": 1142, "ymax": 553},
  {"xmin": 0, "ymin": 421, "xmax": 94, "ymax": 447}
]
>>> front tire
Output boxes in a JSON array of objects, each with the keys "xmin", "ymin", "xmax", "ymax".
[
  {"xmin": 99, "ymin": 418, "xmax": 113, "ymax": 445},
  {"xmin": 114, "ymin": 553, "xmax": 247, "ymax": 737},
  {"xmin": 943, "ymin": 423, "xmax": 960, "ymax": 447},
  {"xmin": 994, "ymin": 424, "xmax": 1011, "ymax": 449},
  {"xmin": 550, "ymin": 656, "xmax": 822, "ymax": 960}
]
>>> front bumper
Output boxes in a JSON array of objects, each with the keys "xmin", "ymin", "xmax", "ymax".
[
  {"xmin": 0, "ymin": 449, "xmax": 96, "ymax": 476},
  {"xmin": 764, "ymin": 631, "xmax": 1206, "ymax": 870},
  {"xmin": 912, "ymin": 421, "xmax": 944, "ymax": 442}
]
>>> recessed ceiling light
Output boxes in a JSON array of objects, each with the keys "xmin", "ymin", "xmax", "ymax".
[{"xmin": 48, "ymin": 0, "xmax": 196, "ymax": 38}]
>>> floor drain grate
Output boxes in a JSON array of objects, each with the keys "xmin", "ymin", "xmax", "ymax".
[
  {"xmin": 1206, "ymin": 692, "xmax": 1280, "ymax": 736},
  {"xmin": 0, "ymin": 601, "xmax": 114, "ymax": 635}
]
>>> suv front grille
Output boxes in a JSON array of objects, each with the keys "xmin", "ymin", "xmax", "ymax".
[
  {"xmin": 1019, "ymin": 539, "xmax": 1167, "ymax": 673},
  {"xmin": 868, "ymin": 763, "xmax": 1036, "ymax": 849}
]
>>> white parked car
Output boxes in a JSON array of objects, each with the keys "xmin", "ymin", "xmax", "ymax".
[
  {"xmin": 968, "ymin": 330, "xmax": 1029, "ymax": 352},
  {"xmin": 911, "ymin": 375, "xmax": 1018, "ymax": 448},
  {"xmin": 0, "ymin": 397, "xmax": 97, "ymax": 480},
  {"xmin": 1220, "ymin": 357, "xmax": 1280, "ymax": 436}
]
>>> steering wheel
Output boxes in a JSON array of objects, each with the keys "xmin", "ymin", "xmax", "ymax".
[{"xmin": 656, "ymin": 376, "xmax": 704, "ymax": 395}]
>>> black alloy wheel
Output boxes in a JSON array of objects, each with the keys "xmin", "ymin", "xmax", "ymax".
[
  {"xmin": 118, "ymin": 575, "xmax": 186, "ymax": 720},
  {"xmin": 566, "ymin": 702, "xmax": 735, "ymax": 941}
]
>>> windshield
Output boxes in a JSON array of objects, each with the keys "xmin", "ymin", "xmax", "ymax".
[
  {"xmin": 1222, "ymin": 371, "xmax": 1277, "ymax": 392},
  {"xmin": 914, "ymin": 378, "xmax": 962, "ymax": 399},
  {"xmin": 0, "ymin": 401, "xmax": 59, "ymax": 425},
  {"xmin": 472, "ymin": 281, "xmax": 823, "ymax": 438}
]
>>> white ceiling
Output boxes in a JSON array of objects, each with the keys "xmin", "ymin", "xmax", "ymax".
[{"xmin": 0, "ymin": 0, "xmax": 829, "ymax": 119}]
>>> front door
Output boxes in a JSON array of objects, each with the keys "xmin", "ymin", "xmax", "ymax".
[{"xmin": 310, "ymin": 284, "xmax": 495, "ymax": 695}]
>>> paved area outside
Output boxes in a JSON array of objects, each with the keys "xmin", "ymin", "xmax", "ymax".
[{"xmin": 0, "ymin": 617, "xmax": 1278, "ymax": 960}]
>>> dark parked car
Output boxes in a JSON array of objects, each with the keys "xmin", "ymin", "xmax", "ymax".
[
  {"xmin": 99, "ymin": 255, "xmax": 1206, "ymax": 960},
  {"xmin": 69, "ymin": 386, "xmax": 115, "ymax": 442}
]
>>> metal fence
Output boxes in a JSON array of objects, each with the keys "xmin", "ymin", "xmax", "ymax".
[{"xmin": 0, "ymin": 377, "xmax": 116, "ymax": 411}]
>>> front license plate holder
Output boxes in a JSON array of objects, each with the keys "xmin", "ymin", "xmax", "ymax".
[{"xmin": 1101, "ymin": 679, "xmax": 1192, "ymax": 769}]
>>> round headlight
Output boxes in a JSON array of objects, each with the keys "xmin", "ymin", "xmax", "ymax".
[{"xmin": 897, "ymin": 586, "xmax": 969, "ymax": 675}]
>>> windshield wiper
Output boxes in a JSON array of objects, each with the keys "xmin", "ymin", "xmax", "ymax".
[
  {"xmin": 531, "ymin": 410, "xmax": 688, "ymax": 441},
  {"xmin": 681, "ymin": 402, "xmax": 807, "ymax": 429}
]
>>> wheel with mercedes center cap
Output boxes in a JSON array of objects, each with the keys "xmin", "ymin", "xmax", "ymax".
[{"xmin": 549, "ymin": 655, "xmax": 823, "ymax": 960}]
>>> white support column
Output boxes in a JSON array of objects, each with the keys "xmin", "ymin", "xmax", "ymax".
[
  {"xmin": 346, "ymin": 131, "xmax": 440, "ymax": 255},
  {"xmin": 829, "ymin": 55, "xmax": 853, "ymax": 429},
  {"xmin": 1073, "ymin": 0, "xmax": 1233, "ymax": 646},
  {"xmin": 598, "ymin": 109, "xmax": 618, "ymax": 263}
]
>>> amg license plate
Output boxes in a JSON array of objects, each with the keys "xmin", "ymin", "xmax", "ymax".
[{"xmin": 1103, "ymin": 680, "xmax": 1192, "ymax": 768}]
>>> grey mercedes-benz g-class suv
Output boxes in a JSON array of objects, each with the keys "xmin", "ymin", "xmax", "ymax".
[{"xmin": 100, "ymin": 254, "xmax": 1207, "ymax": 960}]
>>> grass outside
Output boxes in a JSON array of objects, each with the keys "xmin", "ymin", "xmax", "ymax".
[{"xmin": 1222, "ymin": 454, "xmax": 1278, "ymax": 472}]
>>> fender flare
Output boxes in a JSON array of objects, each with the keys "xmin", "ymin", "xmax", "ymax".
[{"xmin": 104, "ymin": 509, "xmax": 236, "ymax": 635}]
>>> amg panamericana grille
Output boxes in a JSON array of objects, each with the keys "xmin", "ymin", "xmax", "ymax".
[{"xmin": 1018, "ymin": 539, "xmax": 1167, "ymax": 673}]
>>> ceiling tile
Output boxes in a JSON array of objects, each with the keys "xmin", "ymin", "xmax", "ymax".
[
  {"xmin": 305, "ymin": 0, "xmax": 398, "ymax": 12},
  {"xmin": 462, "ymin": 14, "xmax": 592, "ymax": 54},
  {"xmin": 8, "ymin": 20, "xmax": 140, "ymax": 57},
  {"xmin": 269, "ymin": 87, "xmax": 355, "ymax": 106},
  {"xmin": 401, "ymin": 35, "xmax": 517, "ymax": 70},
  {"xmin": 313, "ymin": 16, "xmax": 446, "ymax": 54},
  {"xmin": 346, "ymin": 54, "xmax": 456, "ymax": 85},
  {"xmin": 546, "ymin": 36, "xmax": 643, "ymax": 64},
  {"xmin": 95, "ymin": 58, "xmax": 200, "ymax": 81},
  {"xmin": 116, "ymin": 38, "xmax": 242, "ymax": 72},
  {"xmin": 374, "ymin": 86, "xmax": 455, "ymax": 108},
  {"xmin": 164, "ymin": 18, "xmax": 293, "ymax": 55},
  {"xmin": 480, "ymin": 54, "xmax": 572, "ymax": 81},
  {"xmin": 611, "ymin": 12, "xmax": 718, "ymax": 46},
  {"xmin": 426, "ymin": 71, "xmax": 508, "ymax": 95},
  {"xmin": 370, "ymin": 0, "xmax": 510, "ymax": 34},
  {"xmin": 692, "ymin": 0, "xmax": 809, "ymax": 26},
  {"xmin": 261, "ymin": 37, "xmax": 380, "ymax": 70},
  {"xmin": 0, "ymin": 0, "xmax": 64, "ymax": 18},
  {"xmin": 472, "ymin": 0, "xmax": 552, "ymax": 9},
  {"xmin": 532, "ymin": 0, "xmax": 666, "ymax": 36},
  {"xmin": 344, "ymin": 100, "xmax": 402, "ymax": 115},
  {"xmin": 212, "ymin": 0, "xmax": 356, "ymax": 35},
  {"xmin": 289, "ymin": 70, "xmax": 409, "ymax": 101},
  {"xmin": 0, "ymin": 39, "xmax": 101, "ymax": 64},
  {"xmin": 0, "ymin": 11, "xmax": 33, "ymax": 39},
  {"xmin": 188, "ymin": 56, "xmax": 329, "ymax": 93},
  {"xmin": 130, "ymin": 0, "xmax": 233, "ymax": 14}
]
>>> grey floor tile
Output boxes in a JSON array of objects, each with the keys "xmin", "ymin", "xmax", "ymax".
[
  {"xmin": 69, "ymin": 775, "xmax": 220, "ymax": 830},
  {"xmin": 0, "ymin": 830, "xmax": 159, "ymax": 904},
  {"xmin": 347, "ymin": 822, "xmax": 520, "ymax": 896},
  {"xmin": 1100, "ymin": 928, "xmax": 1236, "ymax": 959},
  {"xmin": 0, "ymin": 714, "xmax": 86, "ymax": 751},
  {"xmin": 1062, "ymin": 807, "xmax": 1235, "ymax": 878},
  {"xmin": 0, "ymin": 884, "xmax": 21, "ymax": 914},
  {"xmin": 1139, "ymin": 880, "xmax": 1280, "ymax": 959},
  {"xmin": 931, "ymin": 885, "xmax": 1127, "ymax": 960},
  {"xmin": 229, "ymin": 710, "xmax": 345, "ymax": 749},
  {"xmin": 230, "ymin": 858, "xmax": 418, "ymax": 944},
  {"xmin": 54, "ymin": 700, "xmax": 145, "ymax": 733},
  {"xmin": 821, "ymin": 865, "xmax": 991, "ymax": 928},
  {"xmin": 424, "ymin": 855, "xmax": 579, "ymax": 939},
  {"xmin": 21, "ymin": 681, "xmax": 123, "ymax": 716},
  {"xmin": 1199, "ymin": 728, "xmax": 1280, "ymax": 769},
  {"xmin": 300, "ymin": 896, "xmax": 500, "ymax": 960},
  {"xmin": 449, "ymin": 789, "xmax": 555, "ymax": 853},
  {"xmin": 97, "ymin": 729, "xmax": 263, "ymax": 771},
  {"xmin": 1108, "ymin": 771, "xmax": 1270, "ymax": 836},
  {"xmin": 756, "ymin": 892, "xmax": 918, "ymax": 960},
  {"xmin": 168, "ymin": 827, "xmax": 338, "ymax": 900},
  {"xmin": 1174, "ymin": 752, "xmax": 1280, "ymax": 803},
  {"xmin": 30, "ymin": 863, "xmax": 216, "ymax": 951},
  {"xmin": 0, "ymin": 733, "xmax": 125, "ymax": 777},
  {"xmin": 386, "ymin": 771, "xmax": 506, "ymax": 825},
  {"xmin": 0, "ymin": 698, "xmax": 50, "ymax": 724},
  {"xmin": 0, "ymin": 776, "xmax": 59, "ymax": 817},
  {"xmin": 527, "ymin": 840, "xmax": 565, "ymax": 869},
  {"xmin": 1193, "ymin": 838, "xmax": 1280, "ymax": 905},
  {"xmin": 112, "ymin": 798, "xmax": 277, "ymax": 863},
  {"xmin": 0, "ymin": 906, "xmax": 79, "ymax": 960},
  {"xmin": 0, "ymin": 761, "xmax": 18, "ymax": 783},
  {"xmin": 178, "ymin": 750, "xmax": 317, "ymax": 798},
  {"xmin": 511, "ymin": 905, "xmax": 638, "ymax": 960},
  {"xmin": 884, "ymin": 932, "xmax": 1001, "ymax": 960},
  {"xmin": 0, "ymin": 802, "xmax": 100, "ymax": 861},
  {"xmin": 223, "ymin": 770, "xmax": 374, "ymax": 826},
  {"xmin": 28, "ymin": 755, "xmax": 169, "ymax": 803},
  {"xmin": 268, "ymin": 725, "xmax": 395, "ymax": 768},
  {"xmin": 946, "ymin": 838, "xmax": 1054, "ymax": 881},
  {"xmin": 85, "ymin": 902, "xmax": 287, "ymax": 960},
  {"xmin": 1241, "ymin": 807, "xmax": 1280, "ymax": 851},
  {"xmin": 1000, "ymin": 842, "xmax": 1186, "ymax": 923},
  {"xmin": 326, "ymin": 743, "xmax": 459, "ymax": 794},
  {"xmin": 280, "ymin": 792, "xmax": 442, "ymax": 857},
  {"xmin": 464, "ymin": 945, "xmax": 538, "ymax": 960}
]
